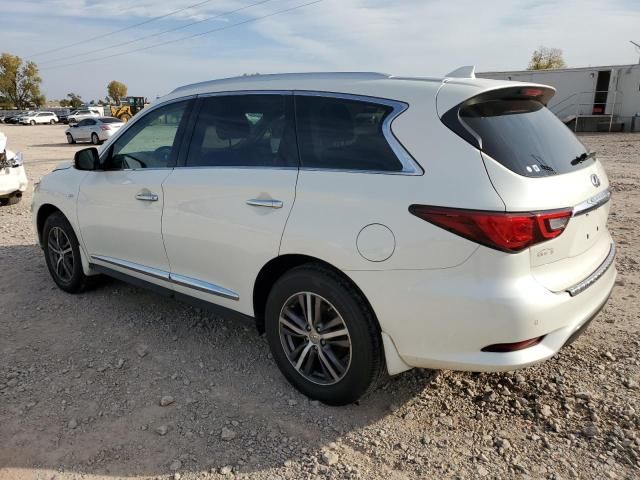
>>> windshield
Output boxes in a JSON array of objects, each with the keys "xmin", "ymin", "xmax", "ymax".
[{"xmin": 458, "ymin": 97, "xmax": 591, "ymax": 177}]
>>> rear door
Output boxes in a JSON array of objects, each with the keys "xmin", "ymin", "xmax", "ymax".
[
  {"xmin": 161, "ymin": 93, "xmax": 299, "ymax": 315},
  {"xmin": 440, "ymin": 85, "xmax": 612, "ymax": 291}
]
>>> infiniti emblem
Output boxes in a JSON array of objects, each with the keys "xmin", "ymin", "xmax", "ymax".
[{"xmin": 591, "ymin": 174, "xmax": 601, "ymax": 187}]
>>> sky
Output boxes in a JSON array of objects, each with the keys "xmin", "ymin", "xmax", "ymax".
[{"xmin": 1, "ymin": 0, "xmax": 639, "ymax": 102}]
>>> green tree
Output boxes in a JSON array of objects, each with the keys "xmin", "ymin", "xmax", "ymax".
[
  {"xmin": 528, "ymin": 46, "xmax": 566, "ymax": 70},
  {"xmin": 66, "ymin": 92, "xmax": 83, "ymax": 109},
  {"xmin": 0, "ymin": 53, "xmax": 45, "ymax": 109},
  {"xmin": 107, "ymin": 80, "xmax": 128, "ymax": 104}
]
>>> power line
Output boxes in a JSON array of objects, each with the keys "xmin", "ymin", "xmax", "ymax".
[
  {"xmin": 29, "ymin": 0, "xmax": 216, "ymax": 58},
  {"xmin": 41, "ymin": 0, "xmax": 322, "ymax": 71},
  {"xmin": 39, "ymin": 0, "xmax": 275, "ymax": 67}
]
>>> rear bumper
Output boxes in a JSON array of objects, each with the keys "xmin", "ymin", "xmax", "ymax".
[{"xmin": 348, "ymin": 242, "xmax": 616, "ymax": 373}]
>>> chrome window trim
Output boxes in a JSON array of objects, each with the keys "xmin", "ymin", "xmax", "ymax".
[
  {"xmin": 181, "ymin": 89, "xmax": 422, "ymax": 175},
  {"xmin": 90, "ymin": 255, "xmax": 239, "ymax": 301},
  {"xmin": 572, "ymin": 189, "xmax": 611, "ymax": 217},
  {"xmin": 565, "ymin": 243, "xmax": 616, "ymax": 297}
]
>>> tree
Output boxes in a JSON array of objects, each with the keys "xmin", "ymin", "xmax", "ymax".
[
  {"xmin": 0, "ymin": 53, "xmax": 45, "ymax": 109},
  {"xmin": 528, "ymin": 46, "xmax": 566, "ymax": 70},
  {"xmin": 107, "ymin": 80, "xmax": 127, "ymax": 104},
  {"xmin": 66, "ymin": 92, "xmax": 83, "ymax": 109}
]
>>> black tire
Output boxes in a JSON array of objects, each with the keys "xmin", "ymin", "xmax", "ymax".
[
  {"xmin": 50, "ymin": 119, "xmax": 55, "ymax": 125},
  {"xmin": 265, "ymin": 264, "xmax": 384, "ymax": 405},
  {"xmin": 30, "ymin": 120, "xmax": 35, "ymax": 126},
  {"xmin": 43, "ymin": 212, "xmax": 88, "ymax": 293},
  {"xmin": 91, "ymin": 133, "xmax": 101, "ymax": 145},
  {"xmin": 66, "ymin": 133, "xmax": 75, "ymax": 144},
  {"xmin": 0, "ymin": 196, "xmax": 21, "ymax": 206}
]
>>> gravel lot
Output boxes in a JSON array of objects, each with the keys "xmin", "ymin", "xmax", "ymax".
[{"xmin": 1, "ymin": 124, "xmax": 638, "ymax": 480}]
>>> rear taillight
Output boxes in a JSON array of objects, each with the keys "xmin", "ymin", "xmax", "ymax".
[
  {"xmin": 100, "ymin": 125, "xmax": 111, "ymax": 131},
  {"xmin": 409, "ymin": 205, "xmax": 572, "ymax": 253}
]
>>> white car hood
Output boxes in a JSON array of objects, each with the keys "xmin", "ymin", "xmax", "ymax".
[{"xmin": 53, "ymin": 160, "xmax": 73, "ymax": 171}]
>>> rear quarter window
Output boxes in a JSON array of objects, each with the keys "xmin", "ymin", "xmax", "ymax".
[{"xmin": 295, "ymin": 95, "xmax": 403, "ymax": 172}]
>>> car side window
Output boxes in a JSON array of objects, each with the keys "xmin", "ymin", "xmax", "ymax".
[
  {"xmin": 103, "ymin": 100, "xmax": 189, "ymax": 170},
  {"xmin": 185, "ymin": 94, "xmax": 297, "ymax": 168},
  {"xmin": 77, "ymin": 119, "xmax": 89, "ymax": 127},
  {"xmin": 295, "ymin": 95, "xmax": 403, "ymax": 172},
  {"xmin": 86, "ymin": 120, "xmax": 96, "ymax": 126}
]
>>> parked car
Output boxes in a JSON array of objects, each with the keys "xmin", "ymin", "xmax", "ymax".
[
  {"xmin": 19, "ymin": 111, "xmax": 58, "ymax": 125},
  {"xmin": 66, "ymin": 117, "xmax": 124, "ymax": 145},
  {"xmin": 0, "ymin": 131, "xmax": 27, "ymax": 205},
  {"xmin": 4, "ymin": 112, "xmax": 29, "ymax": 124},
  {"xmin": 67, "ymin": 108, "xmax": 101, "ymax": 124},
  {"xmin": 31, "ymin": 71, "xmax": 616, "ymax": 405}
]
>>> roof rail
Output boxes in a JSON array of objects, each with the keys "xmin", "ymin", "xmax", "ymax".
[
  {"xmin": 445, "ymin": 65, "xmax": 476, "ymax": 79},
  {"xmin": 171, "ymin": 72, "xmax": 391, "ymax": 94}
]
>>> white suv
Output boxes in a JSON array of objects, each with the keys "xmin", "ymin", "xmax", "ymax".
[
  {"xmin": 20, "ymin": 111, "xmax": 58, "ymax": 125},
  {"xmin": 67, "ymin": 108, "xmax": 101, "ymax": 124},
  {"xmin": 32, "ymin": 71, "xmax": 616, "ymax": 405}
]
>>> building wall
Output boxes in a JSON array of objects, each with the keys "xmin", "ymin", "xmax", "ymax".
[{"xmin": 478, "ymin": 65, "xmax": 640, "ymax": 131}]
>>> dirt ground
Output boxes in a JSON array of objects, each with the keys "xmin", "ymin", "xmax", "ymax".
[{"xmin": 1, "ymin": 124, "xmax": 638, "ymax": 480}]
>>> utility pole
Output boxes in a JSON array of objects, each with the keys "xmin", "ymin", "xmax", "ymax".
[{"xmin": 631, "ymin": 41, "xmax": 640, "ymax": 64}]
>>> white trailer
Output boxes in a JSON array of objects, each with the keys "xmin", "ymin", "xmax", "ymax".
[{"xmin": 478, "ymin": 64, "xmax": 640, "ymax": 132}]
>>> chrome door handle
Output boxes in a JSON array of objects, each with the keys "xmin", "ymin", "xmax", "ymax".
[
  {"xmin": 246, "ymin": 199, "xmax": 283, "ymax": 209},
  {"xmin": 135, "ymin": 193, "xmax": 158, "ymax": 202}
]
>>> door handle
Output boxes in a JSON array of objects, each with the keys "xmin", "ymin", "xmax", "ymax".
[
  {"xmin": 246, "ymin": 199, "xmax": 283, "ymax": 209},
  {"xmin": 135, "ymin": 193, "xmax": 159, "ymax": 202}
]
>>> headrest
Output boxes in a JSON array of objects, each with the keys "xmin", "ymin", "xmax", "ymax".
[
  {"xmin": 216, "ymin": 112, "xmax": 250, "ymax": 140},
  {"xmin": 315, "ymin": 103, "xmax": 353, "ymax": 145}
]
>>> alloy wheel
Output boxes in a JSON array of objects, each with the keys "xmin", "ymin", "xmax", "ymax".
[
  {"xmin": 278, "ymin": 292, "xmax": 352, "ymax": 385},
  {"xmin": 47, "ymin": 226, "xmax": 74, "ymax": 283}
]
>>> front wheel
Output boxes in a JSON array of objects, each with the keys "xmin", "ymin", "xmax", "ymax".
[
  {"xmin": 91, "ymin": 133, "xmax": 101, "ymax": 145},
  {"xmin": 265, "ymin": 265, "xmax": 384, "ymax": 405},
  {"xmin": 66, "ymin": 133, "xmax": 75, "ymax": 144},
  {"xmin": 50, "ymin": 119, "xmax": 56, "ymax": 125},
  {"xmin": 30, "ymin": 120, "xmax": 35, "ymax": 126},
  {"xmin": 43, "ymin": 212, "xmax": 88, "ymax": 293}
]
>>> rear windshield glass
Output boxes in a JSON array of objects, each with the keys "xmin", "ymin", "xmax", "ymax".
[{"xmin": 459, "ymin": 99, "xmax": 591, "ymax": 177}]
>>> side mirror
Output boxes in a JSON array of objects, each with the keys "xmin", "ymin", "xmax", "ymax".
[{"xmin": 74, "ymin": 147, "xmax": 100, "ymax": 171}]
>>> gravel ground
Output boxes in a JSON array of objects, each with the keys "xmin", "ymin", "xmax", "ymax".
[{"xmin": 1, "ymin": 124, "xmax": 638, "ymax": 480}]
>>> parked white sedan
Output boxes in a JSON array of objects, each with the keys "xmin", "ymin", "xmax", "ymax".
[{"xmin": 65, "ymin": 117, "xmax": 124, "ymax": 145}]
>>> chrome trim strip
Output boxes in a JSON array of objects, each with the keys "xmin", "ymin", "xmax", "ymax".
[
  {"xmin": 573, "ymin": 189, "xmax": 611, "ymax": 217},
  {"xmin": 169, "ymin": 273, "xmax": 239, "ymax": 300},
  {"xmin": 90, "ymin": 255, "xmax": 239, "ymax": 300},
  {"xmin": 565, "ymin": 243, "xmax": 616, "ymax": 297},
  {"xmin": 91, "ymin": 255, "xmax": 170, "ymax": 281}
]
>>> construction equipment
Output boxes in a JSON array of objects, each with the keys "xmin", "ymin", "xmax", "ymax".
[{"xmin": 109, "ymin": 96, "xmax": 147, "ymax": 122}]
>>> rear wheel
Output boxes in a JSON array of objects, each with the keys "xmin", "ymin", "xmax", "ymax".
[
  {"xmin": 66, "ymin": 133, "xmax": 75, "ymax": 144},
  {"xmin": 91, "ymin": 133, "xmax": 101, "ymax": 145},
  {"xmin": 43, "ymin": 212, "xmax": 88, "ymax": 293},
  {"xmin": 0, "ymin": 196, "xmax": 21, "ymax": 206},
  {"xmin": 265, "ymin": 264, "xmax": 384, "ymax": 405}
]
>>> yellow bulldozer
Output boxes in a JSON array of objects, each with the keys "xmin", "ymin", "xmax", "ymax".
[{"xmin": 109, "ymin": 96, "xmax": 147, "ymax": 122}]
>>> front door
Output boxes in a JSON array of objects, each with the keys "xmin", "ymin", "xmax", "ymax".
[
  {"xmin": 77, "ymin": 99, "xmax": 192, "ymax": 276},
  {"xmin": 162, "ymin": 93, "xmax": 298, "ymax": 314}
]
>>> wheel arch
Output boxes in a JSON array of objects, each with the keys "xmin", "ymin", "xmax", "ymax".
[
  {"xmin": 36, "ymin": 203, "xmax": 63, "ymax": 246},
  {"xmin": 253, "ymin": 253, "xmax": 380, "ymax": 335}
]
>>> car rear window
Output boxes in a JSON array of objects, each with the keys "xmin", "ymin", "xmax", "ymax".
[{"xmin": 445, "ymin": 89, "xmax": 592, "ymax": 177}]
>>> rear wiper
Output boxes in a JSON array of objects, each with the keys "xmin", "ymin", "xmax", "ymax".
[{"xmin": 571, "ymin": 151, "xmax": 596, "ymax": 166}]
